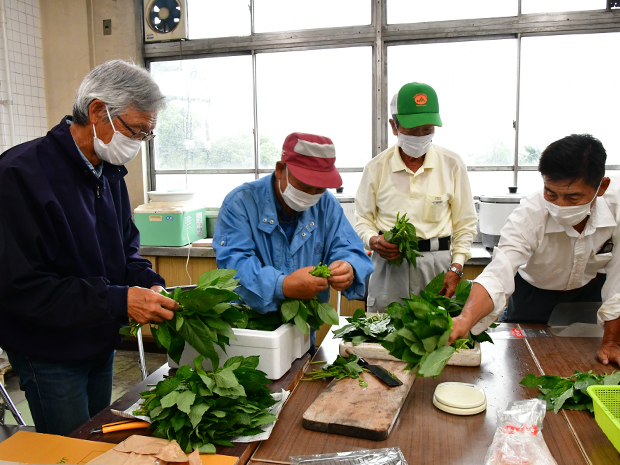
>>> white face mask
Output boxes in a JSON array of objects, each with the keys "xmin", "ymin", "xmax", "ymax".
[
  {"xmin": 92, "ymin": 106, "xmax": 142, "ymax": 166},
  {"xmin": 545, "ymin": 181, "xmax": 602, "ymax": 227},
  {"xmin": 397, "ymin": 132, "xmax": 433, "ymax": 158},
  {"xmin": 279, "ymin": 167, "xmax": 323, "ymax": 212}
]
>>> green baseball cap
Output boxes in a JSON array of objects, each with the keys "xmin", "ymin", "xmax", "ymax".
[{"xmin": 393, "ymin": 82, "xmax": 442, "ymax": 128}]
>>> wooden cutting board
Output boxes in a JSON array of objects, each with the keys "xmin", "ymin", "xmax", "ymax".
[{"xmin": 302, "ymin": 358, "xmax": 416, "ymax": 441}]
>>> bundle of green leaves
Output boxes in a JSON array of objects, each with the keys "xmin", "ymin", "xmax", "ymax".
[
  {"xmin": 380, "ymin": 297, "xmax": 457, "ymax": 377},
  {"xmin": 135, "ymin": 355, "xmax": 278, "ymax": 453},
  {"xmin": 234, "ymin": 304, "xmax": 282, "ymax": 332},
  {"xmin": 332, "ymin": 309, "xmax": 395, "ymax": 345},
  {"xmin": 520, "ymin": 371, "xmax": 620, "ymax": 414},
  {"xmin": 419, "ymin": 272, "xmax": 495, "ymax": 345},
  {"xmin": 120, "ymin": 269, "xmax": 249, "ymax": 368},
  {"xmin": 280, "ymin": 298, "xmax": 339, "ymax": 335},
  {"xmin": 310, "ymin": 262, "xmax": 332, "ymax": 277},
  {"xmin": 301, "ymin": 354, "xmax": 369, "ymax": 387},
  {"xmin": 384, "ymin": 212, "xmax": 424, "ymax": 267}
]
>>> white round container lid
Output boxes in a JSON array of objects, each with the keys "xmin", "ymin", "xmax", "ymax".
[
  {"xmin": 433, "ymin": 395, "xmax": 487, "ymax": 416},
  {"xmin": 434, "ymin": 382, "xmax": 486, "ymax": 409}
]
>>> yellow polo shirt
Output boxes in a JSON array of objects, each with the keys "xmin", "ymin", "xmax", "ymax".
[{"xmin": 354, "ymin": 144, "xmax": 477, "ymax": 266}]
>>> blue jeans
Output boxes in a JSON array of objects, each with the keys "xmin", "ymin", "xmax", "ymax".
[{"xmin": 6, "ymin": 350, "xmax": 114, "ymax": 436}]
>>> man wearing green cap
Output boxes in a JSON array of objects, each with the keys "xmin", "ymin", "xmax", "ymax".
[{"xmin": 355, "ymin": 82, "xmax": 477, "ymax": 312}]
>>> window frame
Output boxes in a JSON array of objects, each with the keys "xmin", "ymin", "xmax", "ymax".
[{"xmin": 145, "ymin": 1, "xmax": 620, "ymax": 193}]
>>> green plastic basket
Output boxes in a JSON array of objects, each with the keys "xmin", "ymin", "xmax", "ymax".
[{"xmin": 587, "ymin": 385, "xmax": 620, "ymax": 452}]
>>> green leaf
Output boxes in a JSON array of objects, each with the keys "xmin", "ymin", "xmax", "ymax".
[
  {"xmin": 425, "ymin": 272, "xmax": 445, "ymax": 296},
  {"xmin": 197, "ymin": 269, "xmax": 238, "ymax": 289},
  {"xmin": 176, "ymin": 390, "xmax": 197, "ymax": 414},
  {"xmin": 294, "ymin": 313, "xmax": 309, "ymax": 334},
  {"xmin": 417, "ymin": 346, "xmax": 456, "ymax": 378},
  {"xmin": 603, "ymin": 372, "xmax": 620, "ymax": 385},
  {"xmin": 199, "ymin": 443, "xmax": 217, "ymax": 454},
  {"xmin": 189, "ymin": 402, "xmax": 211, "ymax": 428},
  {"xmin": 155, "ymin": 376, "xmax": 181, "ymax": 397},
  {"xmin": 352, "ymin": 308, "xmax": 366, "ymax": 319},
  {"xmin": 421, "ymin": 335, "xmax": 440, "ymax": 353},
  {"xmin": 214, "ymin": 368, "xmax": 243, "ymax": 390},
  {"xmin": 161, "ymin": 390, "xmax": 181, "ymax": 409},
  {"xmin": 154, "ymin": 324, "xmax": 172, "ymax": 351},
  {"xmin": 281, "ymin": 300, "xmax": 300, "ymax": 322},
  {"xmin": 317, "ymin": 302, "xmax": 339, "ymax": 325},
  {"xmin": 553, "ymin": 387, "xmax": 574, "ymax": 413}
]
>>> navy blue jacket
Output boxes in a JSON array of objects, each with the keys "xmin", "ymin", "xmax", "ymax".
[{"xmin": 0, "ymin": 117, "xmax": 165, "ymax": 362}]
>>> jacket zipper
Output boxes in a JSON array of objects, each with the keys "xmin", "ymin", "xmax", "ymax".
[{"xmin": 96, "ymin": 185, "xmax": 100, "ymax": 198}]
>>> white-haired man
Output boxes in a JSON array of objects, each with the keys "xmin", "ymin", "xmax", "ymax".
[{"xmin": 0, "ymin": 60, "xmax": 178, "ymax": 435}]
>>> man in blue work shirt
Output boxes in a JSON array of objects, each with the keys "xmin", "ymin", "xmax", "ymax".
[{"xmin": 214, "ymin": 132, "xmax": 374, "ymax": 352}]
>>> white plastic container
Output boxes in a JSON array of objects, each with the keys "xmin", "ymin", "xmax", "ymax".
[
  {"xmin": 338, "ymin": 340, "xmax": 481, "ymax": 367},
  {"xmin": 168, "ymin": 323, "xmax": 311, "ymax": 380}
]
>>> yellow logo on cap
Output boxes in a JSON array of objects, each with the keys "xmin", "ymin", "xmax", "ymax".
[{"xmin": 414, "ymin": 93, "xmax": 428, "ymax": 107}]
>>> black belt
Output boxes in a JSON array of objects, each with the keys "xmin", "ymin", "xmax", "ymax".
[{"xmin": 378, "ymin": 233, "xmax": 451, "ymax": 252}]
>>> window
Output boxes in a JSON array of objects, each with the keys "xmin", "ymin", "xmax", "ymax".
[
  {"xmin": 521, "ymin": 0, "xmax": 603, "ymax": 14},
  {"xmin": 519, "ymin": 32, "xmax": 620, "ymax": 166},
  {"xmin": 146, "ymin": 2, "xmax": 620, "ymax": 204},
  {"xmin": 254, "ymin": 0, "xmax": 370, "ymax": 33},
  {"xmin": 187, "ymin": 0, "xmax": 250, "ymax": 39},
  {"xmin": 256, "ymin": 47, "xmax": 372, "ymax": 169},
  {"xmin": 388, "ymin": 39, "xmax": 517, "ymax": 167},
  {"xmin": 387, "ymin": 0, "xmax": 516, "ymax": 24}
]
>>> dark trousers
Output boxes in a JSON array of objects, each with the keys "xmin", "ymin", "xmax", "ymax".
[
  {"xmin": 6, "ymin": 350, "xmax": 114, "ymax": 436},
  {"xmin": 502, "ymin": 272, "xmax": 606, "ymax": 324}
]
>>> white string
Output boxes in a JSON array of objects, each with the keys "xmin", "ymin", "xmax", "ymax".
[{"xmin": 185, "ymin": 216, "xmax": 192, "ymax": 285}]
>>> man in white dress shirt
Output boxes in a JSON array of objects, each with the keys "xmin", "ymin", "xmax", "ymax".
[
  {"xmin": 355, "ymin": 82, "xmax": 477, "ymax": 312},
  {"xmin": 450, "ymin": 134, "xmax": 620, "ymax": 366}
]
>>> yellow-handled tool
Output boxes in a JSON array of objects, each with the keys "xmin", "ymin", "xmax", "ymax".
[{"xmin": 89, "ymin": 419, "xmax": 150, "ymax": 434}]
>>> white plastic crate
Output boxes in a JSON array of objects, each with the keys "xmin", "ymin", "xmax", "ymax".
[{"xmin": 168, "ymin": 323, "xmax": 311, "ymax": 380}]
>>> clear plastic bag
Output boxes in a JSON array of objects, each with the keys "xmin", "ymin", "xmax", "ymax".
[
  {"xmin": 484, "ymin": 399, "xmax": 558, "ymax": 465},
  {"xmin": 291, "ymin": 447, "xmax": 407, "ymax": 465}
]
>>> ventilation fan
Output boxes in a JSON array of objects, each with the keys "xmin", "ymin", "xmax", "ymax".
[{"xmin": 144, "ymin": 0, "xmax": 188, "ymax": 43}]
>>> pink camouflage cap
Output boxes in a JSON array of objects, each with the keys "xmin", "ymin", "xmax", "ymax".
[{"xmin": 281, "ymin": 132, "xmax": 342, "ymax": 189}]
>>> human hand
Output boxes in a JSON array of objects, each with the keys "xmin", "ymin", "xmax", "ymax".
[
  {"xmin": 150, "ymin": 284, "xmax": 165, "ymax": 294},
  {"xmin": 127, "ymin": 286, "xmax": 178, "ymax": 324},
  {"xmin": 597, "ymin": 341, "xmax": 620, "ymax": 366},
  {"xmin": 439, "ymin": 264, "xmax": 462, "ymax": 298},
  {"xmin": 447, "ymin": 315, "xmax": 473, "ymax": 345},
  {"xmin": 283, "ymin": 266, "xmax": 329, "ymax": 300},
  {"xmin": 328, "ymin": 260, "xmax": 354, "ymax": 292},
  {"xmin": 369, "ymin": 235, "xmax": 401, "ymax": 261}
]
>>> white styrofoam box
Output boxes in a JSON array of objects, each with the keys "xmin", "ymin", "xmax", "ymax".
[
  {"xmin": 339, "ymin": 340, "xmax": 481, "ymax": 367},
  {"xmin": 168, "ymin": 323, "xmax": 311, "ymax": 380}
]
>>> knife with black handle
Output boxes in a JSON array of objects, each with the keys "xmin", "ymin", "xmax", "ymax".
[{"xmin": 357, "ymin": 357, "xmax": 403, "ymax": 387}]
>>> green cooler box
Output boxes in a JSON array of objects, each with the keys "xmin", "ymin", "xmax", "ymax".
[{"xmin": 134, "ymin": 202, "xmax": 207, "ymax": 246}]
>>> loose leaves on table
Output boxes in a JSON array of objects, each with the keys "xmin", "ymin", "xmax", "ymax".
[
  {"xmin": 119, "ymin": 269, "xmax": 249, "ymax": 369},
  {"xmin": 332, "ymin": 308, "xmax": 395, "ymax": 345},
  {"xmin": 302, "ymin": 354, "xmax": 369, "ymax": 387},
  {"xmin": 520, "ymin": 370, "xmax": 620, "ymax": 414},
  {"xmin": 135, "ymin": 355, "xmax": 278, "ymax": 453},
  {"xmin": 383, "ymin": 212, "xmax": 424, "ymax": 267}
]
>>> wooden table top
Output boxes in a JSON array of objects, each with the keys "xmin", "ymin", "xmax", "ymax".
[
  {"xmin": 523, "ymin": 325, "xmax": 620, "ymax": 465},
  {"xmin": 72, "ymin": 322, "xmax": 619, "ymax": 465},
  {"xmin": 69, "ymin": 354, "xmax": 310, "ymax": 465},
  {"xmin": 249, "ymin": 324, "xmax": 587, "ymax": 465}
]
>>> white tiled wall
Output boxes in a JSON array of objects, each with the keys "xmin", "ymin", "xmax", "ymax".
[{"xmin": 0, "ymin": 0, "xmax": 46, "ymax": 153}]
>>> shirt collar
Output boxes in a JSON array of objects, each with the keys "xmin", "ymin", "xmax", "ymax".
[
  {"xmin": 256, "ymin": 173, "xmax": 317, "ymax": 235},
  {"xmin": 390, "ymin": 144, "xmax": 437, "ymax": 174},
  {"xmin": 66, "ymin": 118, "xmax": 103, "ymax": 178}
]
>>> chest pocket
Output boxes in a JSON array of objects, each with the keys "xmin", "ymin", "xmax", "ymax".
[
  {"xmin": 314, "ymin": 241, "xmax": 324, "ymax": 258},
  {"xmin": 423, "ymin": 193, "xmax": 450, "ymax": 223},
  {"xmin": 586, "ymin": 251, "xmax": 613, "ymax": 274}
]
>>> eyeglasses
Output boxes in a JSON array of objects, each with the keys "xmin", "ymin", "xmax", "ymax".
[{"xmin": 116, "ymin": 115, "xmax": 156, "ymax": 142}]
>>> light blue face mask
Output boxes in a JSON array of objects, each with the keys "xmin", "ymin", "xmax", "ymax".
[{"xmin": 279, "ymin": 167, "xmax": 323, "ymax": 212}]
